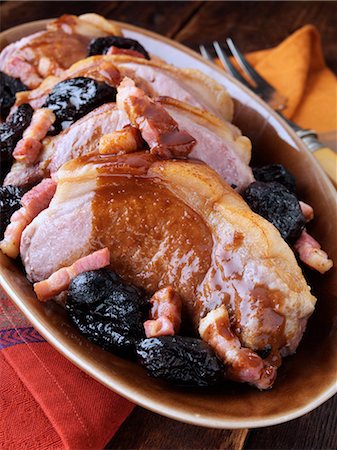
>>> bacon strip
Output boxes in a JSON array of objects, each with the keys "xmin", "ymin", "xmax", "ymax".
[
  {"xmin": 117, "ymin": 77, "xmax": 196, "ymax": 159},
  {"xmin": 144, "ymin": 286, "xmax": 182, "ymax": 338},
  {"xmin": 5, "ymin": 56, "xmax": 43, "ymax": 89},
  {"xmin": 299, "ymin": 201, "xmax": 314, "ymax": 222},
  {"xmin": 13, "ymin": 108, "xmax": 56, "ymax": 163},
  {"xmin": 144, "ymin": 317, "xmax": 175, "ymax": 337},
  {"xmin": 34, "ymin": 248, "xmax": 110, "ymax": 302},
  {"xmin": 99, "ymin": 125, "xmax": 143, "ymax": 155},
  {"xmin": 199, "ymin": 305, "xmax": 277, "ymax": 390},
  {"xmin": 294, "ymin": 230, "xmax": 333, "ymax": 274},
  {"xmin": 0, "ymin": 179, "xmax": 56, "ymax": 258},
  {"xmin": 105, "ymin": 46, "xmax": 146, "ymax": 59}
]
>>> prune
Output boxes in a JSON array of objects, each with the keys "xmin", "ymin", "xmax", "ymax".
[
  {"xmin": 0, "ymin": 185, "xmax": 24, "ymax": 239},
  {"xmin": 243, "ymin": 181, "xmax": 305, "ymax": 243},
  {"xmin": 68, "ymin": 309, "xmax": 140, "ymax": 353},
  {"xmin": 42, "ymin": 77, "xmax": 117, "ymax": 132},
  {"xmin": 136, "ymin": 336, "xmax": 223, "ymax": 386},
  {"xmin": 253, "ymin": 164, "xmax": 296, "ymax": 193},
  {"xmin": 66, "ymin": 269, "xmax": 147, "ymax": 353},
  {"xmin": 0, "ymin": 104, "xmax": 34, "ymax": 177},
  {"xmin": 67, "ymin": 269, "xmax": 122, "ymax": 307},
  {"xmin": 0, "ymin": 71, "xmax": 28, "ymax": 120},
  {"xmin": 88, "ymin": 36, "xmax": 150, "ymax": 60}
]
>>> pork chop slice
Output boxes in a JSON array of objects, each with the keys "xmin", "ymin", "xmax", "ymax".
[
  {"xmin": 0, "ymin": 14, "xmax": 121, "ymax": 88},
  {"xmin": 160, "ymin": 97, "xmax": 253, "ymax": 189},
  {"xmin": 6, "ymin": 94, "xmax": 252, "ymax": 190},
  {"xmin": 117, "ymin": 80, "xmax": 253, "ymax": 190},
  {"xmin": 45, "ymin": 94, "xmax": 252, "ymax": 190},
  {"xmin": 42, "ymin": 104, "xmax": 130, "ymax": 173},
  {"xmin": 4, "ymin": 103, "xmax": 129, "ymax": 187},
  {"xmin": 13, "ymin": 54, "xmax": 233, "ymax": 120},
  {"xmin": 20, "ymin": 152, "xmax": 316, "ymax": 388},
  {"xmin": 108, "ymin": 54, "xmax": 234, "ymax": 122}
]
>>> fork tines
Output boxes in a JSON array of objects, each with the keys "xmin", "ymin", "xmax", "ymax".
[
  {"xmin": 201, "ymin": 39, "xmax": 287, "ymax": 110},
  {"xmin": 213, "ymin": 41, "xmax": 255, "ymax": 91}
]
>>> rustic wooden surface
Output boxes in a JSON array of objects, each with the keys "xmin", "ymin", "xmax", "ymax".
[{"xmin": 1, "ymin": 2, "xmax": 336, "ymax": 449}]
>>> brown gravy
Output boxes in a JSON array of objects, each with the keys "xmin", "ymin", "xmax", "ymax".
[
  {"xmin": 92, "ymin": 174, "xmax": 213, "ymax": 323},
  {"xmin": 88, "ymin": 153, "xmax": 287, "ymax": 351}
]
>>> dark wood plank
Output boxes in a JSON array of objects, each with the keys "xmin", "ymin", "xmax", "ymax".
[
  {"xmin": 0, "ymin": 1, "xmax": 120, "ymax": 31},
  {"xmin": 175, "ymin": 1, "xmax": 337, "ymax": 73},
  {"xmin": 105, "ymin": 1, "xmax": 204, "ymax": 38},
  {"xmin": 245, "ymin": 394, "xmax": 337, "ymax": 450},
  {"xmin": 0, "ymin": 0, "xmax": 203, "ymax": 39},
  {"xmin": 106, "ymin": 407, "xmax": 248, "ymax": 450}
]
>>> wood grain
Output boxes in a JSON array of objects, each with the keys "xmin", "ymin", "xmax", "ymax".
[
  {"xmin": 175, "ymin": 1, "xmax": 337, "ymax": 73},
  {"xmin": 104, "ymin": 1, "xmax": 204, "ymax": 38},
  {"xmin": 246, "ymin": 394, "xmax": 337, "ymax": 450},
  {"xmin": 0, "ymin": 1, "xmax": 120, "ymax": 30},
  {"xmin": 1, "ymin": 2, "xmax": 336, "ymax": 449},
  {"xmin": 0, "ymin": 1, "xmax": 204, "ymax": 39},
  {"xmin": 105, "ymin": 408, "xmax": 248, "ymax": 450}
]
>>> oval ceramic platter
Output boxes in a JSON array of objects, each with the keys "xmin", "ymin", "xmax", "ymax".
[{"xmin": 0, "ymin": 19, "xmax": 336, "ymax": 429}]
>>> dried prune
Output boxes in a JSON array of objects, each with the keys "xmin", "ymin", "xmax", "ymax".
[
  {"xmin": 88, "ymin": 36, "xmax": 150, "ymax": 60},
  {"xmin": 68, "ymin": 309, "xmax": 140, "ymax": 353},
  {"xmin": 0, "ymin": 71, "xmax": 28, "ymax": 120},
  {"xmin": 0, "ymin": 185, "xmax": 24, "ymax": 239},
  {"xmin": 0, "ymin": 104, "xmax": 34, "ymax": 178},
  {"xmin": 253, "ymin": 164, "xmax": 296, "ymax": 193},
  {"xmin": 66, "ymin": 269, "xmax": 147, "ymax": 354},
  {"xmin": 42, "ymin": 77, "xmax": 117, "ymax": 132},
  {"xmin": 243, "ymin": 181, "xmax": 305, "ymax": 243},
  {"xmin": 67, "ymin": 269, "xmax": 122, "ymax": 307},
  {"xmin": 136, "ymin": 336, "xmax": 223, "ymax": 386}
]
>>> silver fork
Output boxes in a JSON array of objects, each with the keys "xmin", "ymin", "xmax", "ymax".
[{"xmin": 199, "ymin": 40, "xmax": 336, "ymax": 186}]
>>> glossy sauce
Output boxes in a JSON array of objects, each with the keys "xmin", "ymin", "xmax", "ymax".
[
  {"xmin": 88, "ymin": 153, "xmax": 287, "ymax": 353},
  {"xmin": 197, "ymin": 227, "xmax": 286, "ymax": 356},
  {"xmin": 126, "ymin": 95, "xmax": 196, "ymax": 158},
  {"xmin": 92, "ymin": 171, "xmax": 213, "ymax": 325}
]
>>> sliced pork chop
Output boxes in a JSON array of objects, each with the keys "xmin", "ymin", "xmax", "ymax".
[
  {"xmin": 6, "ymin": 96, "xmax": 252, "ymax": 190},
  {"xmin": 14, "ymin": 54, "xmax": 233, "ymax": 121},
  {"xmin": 0, "ymin": 14, "xmax": 121, "ymax": 88},
  {"xmin": 42, "ymin": 104, "xmax": 130, "ymax": 174},
  {"xmin": 108, "ymin": 54, "xmax": 234, "ymax": 122},
  {"xmin": 116, "ymin": 80, "xmax": 253, "ymax": 190},
  {"xmin": 159, "ymin": 97, "xmax": 253, "ymax": 189},
  {"xmin": 20, "ymin": 152, "xmax": 316, "ymax": 388},
  {"xmin": 4, "ymin": 103, "xmax": 129, "ymax": 187}
]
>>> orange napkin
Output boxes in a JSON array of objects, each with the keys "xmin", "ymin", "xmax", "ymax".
[
  {"xmin": 0, "ymin": 288, "xmax": 134, "ymax": 449},
  {"xmin": 227, "ymin": 25, "xmax": 337, "ymax": 133}
]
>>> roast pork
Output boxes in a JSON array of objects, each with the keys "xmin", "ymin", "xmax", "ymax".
[
  {"xmin": 6, "ymin": 94, "xmax": 252, "ymax": 190},
  {"xmin": 13, "ymin": 54, "xmax": 233, "ymax": 120},
  {"xmin": 20, "ymin": 153, "xmax": 316, "ymax": 388},
  {"xmin": 0, "ymin": 14, "xmax": 121, "ymax": 88}
]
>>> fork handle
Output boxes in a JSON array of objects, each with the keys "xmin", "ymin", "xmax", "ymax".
[
  {"xmin": 313, "ymin": 147, "xmax": 337, "ymax": 189},
  {"xmin": 300, "ymin": 133, "xmax": 337, "ymax": 189}
]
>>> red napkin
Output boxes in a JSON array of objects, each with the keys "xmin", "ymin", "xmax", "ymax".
[{"xmin": 0, "ymin": 287, "xmax": 134, "ymax": 449}]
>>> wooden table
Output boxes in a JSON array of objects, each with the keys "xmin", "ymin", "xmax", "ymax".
[{"xmin": 1, "ymin": 2, "xmax": 336, "ymax": 449}]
